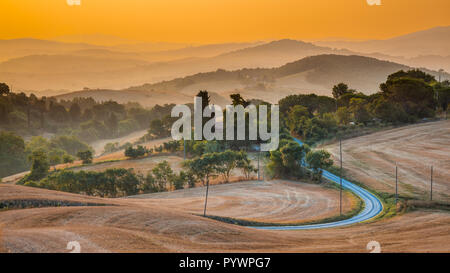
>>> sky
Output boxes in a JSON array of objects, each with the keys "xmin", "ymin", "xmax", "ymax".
[{"xmin": 1, "ymin": 0, "xmax": 450, "ymax": 43}]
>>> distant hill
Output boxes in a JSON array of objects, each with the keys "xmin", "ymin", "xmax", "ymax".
[
  {"xmin": 0, "ymin": 38, "xmax": 102, "ymax": 62},
  {"xmin": 0, "ymin": 54, "xmax": 149, "ymax": 74},
  {"xmin": 54, "ymin": 54, "xmax": 449, "ymax": 107},
  {"xmin": 0, "ymin": 39, "xmax": 358, "ymax": 91},
  {"xmin": 2, "ymin": 35, "xmax": 449, "ymax": 92},
  {"xmin": 315, "ymin": 26, "xmax": 450, "ymax": 58}
]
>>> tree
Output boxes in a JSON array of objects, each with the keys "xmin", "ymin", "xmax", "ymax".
[
  {"xmin": 332, "ymin": 83, "xmax": 355, "ymax": 99},
  {"xmin": 197, "ymin": 90, "xmax": 210, "ymax": 109},
  {"xmin": 183, "ymin": 156, "xmax": 216, "ymax": 186},
  {"xmin": 305, "ymin": 150, "xmax": 333, "ymax": 181},
  {"xmin": 286, "ymin": 105, "xmax": 310, "ymax": 134},
  {"xmin": 267, "ymin": 140, "xmax": 309, "ymax": 178},
  {"xmin": 48, "ymin": 149, "xmax": 65, "ymax": 169},
  {"xmin": 152, "ymin": 161, "xmax": 174, "ymax": 191},
  {"xmin": 77, "ymin": 150, "xmax": 93, "ymax": 164},
  {"xmin": 213, "ymin": 150, "xmax": 243, "ymax": 183},
  {"xmin": 387, "ymin": 69, "xmax": 436, "ymax": 83},
  {"xmin": 149, "ymin": 119, "xmax": 166, "ymax": 137},
  {"xmin": 69, "ymin": 103, "xmax": 81, "ymax": 123},
  {"xmin": 380, "ymin": 77, "xmax": 435, "ymax": 118},
  {"xmin": 197, "ymin": 90, "xmax": 211, "ymax": 135},
  {"xmin": 62, "ymin": 154, "xmax": 75, "ymax": 164},
  {"xmin": 125, "ymin": 145, "xmax": 147, "ymax": 158},
  {"xmin": 335, "ymin": 107, "xmax": 351, "ymax": 125},
  {"xmin": 172, "ymin": 171, "xmax": 187, "ymax": 190},
  {"xmin": 28, "ymin": 149, "xmax": 50, "ymax": 181},
  {"xmin": 141, "ymin": 172, "xmax": 158, "ymax": 193},
  {"xmin": 50, "ymin": 135, "xmax": 92, "ymax": 156},
  {"xmin": 237, "ymin": 156, "xmax": 256, "ymax": 180},
  {"xmin": 0, "ymin": 131, "xmax": 28, "ymax": 178},
  {"xmin": 349, "ymin": 98, "xmax": 371, "ymax": 124},
  {"xmin": 230, "ymin": 93, "xmax": 250, "ymax": 107},
  {"xmin": 0, "ymin": 83, "xmax": 10, "ymax": 96}
]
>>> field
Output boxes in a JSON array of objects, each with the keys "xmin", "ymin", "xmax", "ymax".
[
  {"xmin": 324, "ymin": 120, "xmax": 450, "ymax": 202},
  {"xmin": 1, "ymin": 121, "xmax": 449, "ymax": 253},
  {"xmin": 127, "ymin": 180, "xmax": 356, "ymax": 224},
  {"xmin": 1, "ymin": 182, "xmax": 449, "ymax": 253}
]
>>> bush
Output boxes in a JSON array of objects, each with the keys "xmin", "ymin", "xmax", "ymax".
[
  {"xmin": 125, "ymin": 145, "xmax": 147, "ymax": 158},
  {"xmin": 77, "ymin": 150, "xmax": 93, "ymax": 164}
]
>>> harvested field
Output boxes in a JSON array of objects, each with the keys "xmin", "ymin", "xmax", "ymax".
[
  {"xmin": 127, "ymin": 180, "xmax": 356, "ymax": 224},
  {"xmin": 324, "ymin": 120, "xmax": 450, "ymax": 202},
  {"xmin": 0, "ymin": 184, "xmax": 448, "ymax": 252}
]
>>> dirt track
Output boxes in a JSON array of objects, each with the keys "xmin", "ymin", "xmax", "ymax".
[{"xmin": 324, "ymin": 120, "xmax": 450, "ymax": 202}]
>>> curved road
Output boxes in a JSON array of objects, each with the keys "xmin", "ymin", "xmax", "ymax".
[{"xmin": 249, "ymin": 138, "xmax": 383, "ymax": 230}]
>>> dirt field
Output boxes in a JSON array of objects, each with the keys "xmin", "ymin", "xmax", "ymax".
[
  {"xmin": 127, "ymin": 180, "xmax": 356, "ymax": 224},
  {"xmin": 0, "ymin": 183, "xmax": 449, "ymax": 253},
  {"xmin": 1, "ymin": 121, "xmax": 449, "ymax": 253},
  {"xmin": 324, "ymin": 120, "xmax": 450, "ymax": 202}
]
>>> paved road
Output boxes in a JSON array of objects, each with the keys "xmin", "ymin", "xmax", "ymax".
[{"xmin": 250, "ymin": 138, "xmax": 383, "ymax": 230}]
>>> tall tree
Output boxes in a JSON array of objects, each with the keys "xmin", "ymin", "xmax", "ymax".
[
  {"xmin": 0, "ymin": 83, "xmax": 10, "ymax": 96},
  {"xmin": 28, "ymin": 149, "xmax": 50, "ymax": 181}
]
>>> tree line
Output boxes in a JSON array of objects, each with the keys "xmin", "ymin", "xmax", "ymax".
[
  {"xmin": 280, "ymin": 69, "xmax": 450, "ymax": 145},
  {"xmin": 0, "ymin": 85, "xmax": 177, "ymax": 143}
]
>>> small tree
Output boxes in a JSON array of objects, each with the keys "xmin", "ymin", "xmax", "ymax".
[
  {"xmin": 172, "ymin": 171, "xmax": 186, "ymax": 190},
  {"xmin": 336, "ymin": 107, "xmax": 351, "ymax": 125},
  {"xmin": 305, "ymin": 150, "xmax": 333, "ymax": 182},
  {"xmin": 125, "ymin": 145, "xmax": 147, "ymax": 158},
  {"xmin": 237, "ymin": 156, "xmax": 256, "ymax": 180},
  {"xmin": 152, "ymin": 161, "xmax": 174, "ymax": 191},
  {"xmin": 28, "ymin": 149, "xmax": 50, "ymax": 181},
  {"xmin": 183, "ymin": 156, "xmax": 215, "ymax": 186},
  {"xmin": 332, "ymin": 83, "xmax": 355, "ymax": 99},
  {"xmin": 185, "ymin": 171, "xmax": 196, "ymax": 188},
  {"xmin": 77, "ymin": 150, "xmax": 93, "ymax": 164},
  {"xmin": 0, "ymin": 83, "xmax": 10, "ymax": 96},
  {"xmin": 63, "ymin": 154, "xmax": 75, "ymax": 164}
]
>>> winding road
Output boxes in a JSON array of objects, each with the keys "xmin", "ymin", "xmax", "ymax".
[{"xmin": 250, "ymin": 138, "xmax": 383, "ymax": 230}]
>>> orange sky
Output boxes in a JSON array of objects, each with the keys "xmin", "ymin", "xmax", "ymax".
[{"xmin": 1, "ymin": 0, "xmax": 450, "ymax": 43}]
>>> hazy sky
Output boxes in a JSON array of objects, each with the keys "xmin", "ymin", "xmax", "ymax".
[{"xmin": 1, "ymin": 0, "xmax": 450, "ymax": 43}]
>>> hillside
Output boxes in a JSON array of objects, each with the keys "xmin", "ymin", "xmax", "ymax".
[
  {"xmin": 316, "ymin": 26, "xmax": 450, "ymax": 58},
  {"xmin": 54, "ymin": 54, "xmax": 450, "ymax": 107},
  {"xmin": 0, "ymin": 40, "xmax": 357, "ymax": 92}
]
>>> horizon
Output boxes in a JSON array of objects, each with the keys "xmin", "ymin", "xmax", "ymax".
[{"xmin": 1, "ymin": 0, "xmax": 450, "ymax": 44}]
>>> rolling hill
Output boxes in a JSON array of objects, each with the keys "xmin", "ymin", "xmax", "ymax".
[
  {"xmin": 315, "ymin": 26, "xmax": 450, "ymax": 58},
  {"xmin": 55, "ymin": 54, "xmax": 449, "ymax": 107},
  {"xmin": 0, "ymin": 39, "xmax": 359, "ymax": 91}
]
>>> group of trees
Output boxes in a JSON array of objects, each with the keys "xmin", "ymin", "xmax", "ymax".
[
  {"xmin": 183, "ymin": 150, "xmax": 256, "ymax": 185},
  {"xmin": 22, "ymin": 160, "xmax": 199, "ymax": 197},
  {"xmin": 281, "ymin": 70, "xmax": 450, "ymax": 145},
  {"xmin": 266, "ymin": 132, "xmax": 333, "ymax": 181},
  {"xmin": 0, "ymin": 132, "xmax": 93, "ymax": 178},
  {"xmin": 24, "ymin": 168, "xmax": 141, "ymax": 197},
  {"xmin": 124, "ymin": 145, "xmax": 149, "ymax": 158},
  {"xmin": 0, "ymin": 84, "xmax": 177, "ymax": 143}
]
